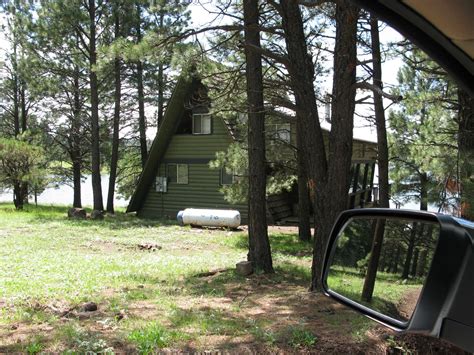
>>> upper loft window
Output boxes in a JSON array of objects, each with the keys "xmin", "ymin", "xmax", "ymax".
[
  {"xmin": 269, "ymin": 123, "xmax": 291, "ymax": 143},
  {"xmin": 192, "ymin": 114, "xmax": 211, "ymax": 135}
]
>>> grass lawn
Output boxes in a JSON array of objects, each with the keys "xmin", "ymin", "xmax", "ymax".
[
  {"xmin": 0, "ymin": 203, "xmax": 454, "ymax": 353},
  {"xmin": 328, "ymin": 267, "xmax": 423, "ymax": 321}
]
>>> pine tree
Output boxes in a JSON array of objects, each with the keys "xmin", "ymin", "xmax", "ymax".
[{"xmin": 389, "ymin": 47, "xmax": 459, "ymax": 213}]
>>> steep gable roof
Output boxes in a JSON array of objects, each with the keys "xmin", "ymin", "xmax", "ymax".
[{"xmin": 127, "ymin": 74, "xmax": 202, "ymax": 213}]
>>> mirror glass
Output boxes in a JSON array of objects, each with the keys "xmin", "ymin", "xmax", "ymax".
[{"xmin": 327, "ymin": 217, "xmax": 439, "ymax": 323}]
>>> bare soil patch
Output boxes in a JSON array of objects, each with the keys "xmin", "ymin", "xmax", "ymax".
[{"xmin": 0, "ymin": 273, "xmax": 468, "ymax": 354}]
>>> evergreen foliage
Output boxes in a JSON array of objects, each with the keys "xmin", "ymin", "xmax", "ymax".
[
  {"xmin": 389, "ymin": 47, "xmax": 459, "ymax": 212},
  {"xmin": 0, "ymin": 137, "xmax": 47, "ymax": 209}
]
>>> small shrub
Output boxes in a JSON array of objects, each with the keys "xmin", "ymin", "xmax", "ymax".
[
  {"xmin": 128, "ymin": 323, "xmax": 173, "ymax": 354},
  {"xmin": 25, "ymin": 340, "xmax": 43, "ymax": 354},
  {"xmin": 61, "ymin": 324, "xmax": 113, "ymax": 353},
  {"xmin": 288, "ymin": 326, "xmax": 317, "ymax": 348},
  {"xmin": 246, "ymin": 319, "xmax": 276, "ymax": 345}
]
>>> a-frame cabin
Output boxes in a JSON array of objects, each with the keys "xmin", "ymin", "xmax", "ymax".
[
  {"xmin": 126, "ymin": 74, "xmax": 249, "ymax": 220},
  {"xmin": 127, "ymin": 73, "xmax": 378, "ymax": 223}
]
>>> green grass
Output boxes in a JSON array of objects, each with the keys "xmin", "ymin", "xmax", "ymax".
[
  {"xmin": 128, "ymin": 322, "xmax": 189, "ymax": 354},
  {"xmin": 24, "ymin": 337, "xmax": 45, "ymax": 355},
  {"xmin": 0, "ymin": 203, "xmax": 243, "ymax": 304},
  {"xmin": 287, "ymin": 325, "xmax": 318, "ymax": 348},
  {"xmin": 0, "ymin": 203, "xmax": 380, "ymax": 352},
  {"xmin": 327, "ymin": 266, "xmax": 422, "ymax": 320}
]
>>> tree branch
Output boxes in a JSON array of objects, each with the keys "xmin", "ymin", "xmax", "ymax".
[{"xmin": 356, "ymin": 82, "xmax": 403, "ymax": 102}]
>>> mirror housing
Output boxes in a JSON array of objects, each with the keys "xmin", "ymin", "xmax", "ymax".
[{"xmin": 322, "ymin": 208, "xmax": 474, "ymax": 352}]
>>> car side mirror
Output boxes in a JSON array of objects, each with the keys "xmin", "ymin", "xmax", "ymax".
[{"xmin": 322, "ymin": 209, "xmax": 474, "ymax": 352}]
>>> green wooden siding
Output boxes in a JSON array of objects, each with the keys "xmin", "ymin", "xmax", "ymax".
[
  {"xmin": 138, "ymin": 116, "xmax": 249, "ymax": 221},
  {"xmin": 136, "ymin": 105, "xmax": 377, "ymax": 222}
]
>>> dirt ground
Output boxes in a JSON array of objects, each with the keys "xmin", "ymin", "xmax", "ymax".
[
  {"xmin": 0, "ymin": 224, "xmax": 470, "ymax": 354},
  {"xmin": 1, "ymin": 274, "xmax": 468, "ymax": 354}
]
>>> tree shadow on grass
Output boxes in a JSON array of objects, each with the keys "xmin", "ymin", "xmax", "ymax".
[
  {"xmin": 328, "ymin": 284, "xmax": 409, "ymax": 322},
  {"xmin": 40, "ymin": 212, "xmax": 177, "ymax": 230},
  {"xmin": 224, "ymin": 232, "xmax": 313, "ymax": 258},
  {"xmin": 0, "ymin": 202, "xmax": 178, "ymax": 229},
  {"xmin": 270, "ymin": 233, "xmax": 313, "ymax": 257},
  {"xmin": 330, "ymin": 267, "xmax": 424, "ymax": 285},
  {"xmin": 0, "ymin": 202, "xmax": 68, "ymax": 217},
  {"xmin": 184, "ymin": 262, "xmax": 311, "ymax": 300}
]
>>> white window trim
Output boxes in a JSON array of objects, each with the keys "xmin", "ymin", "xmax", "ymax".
[{"xmin": 192, "ymin": 113, "xmax": 212, "ymax": 135}]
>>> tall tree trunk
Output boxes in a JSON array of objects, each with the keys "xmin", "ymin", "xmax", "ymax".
[
  {"xmin": 12, "ymin": 75, "xmax": 20, "ymax": 136},
  {"xmin": 12, "ymin": 37, "xmax": 20, "ymax": 205},
  {"xmin": 370, "ymin": 16, "xmax": 389, "ymax": 208},
  {"xmin": 420, "ymin": 172, "xmax": 428, "ymax": 211},
  {"xmin": 13, "ymin": 182, "xmax": 23, "ymax": 210},
  {"xmin": 72, "ymin": 65, "xmax": 82, "ymax": 208},
  {"xmin": 157, "ymin": 11, "xmax": 165, "ymax": 129},
  {"xmin": 137, "ymin": 60, "xmax": 147, "ymax": 166},
  {"xmin": 402, "ymin": 222, "xmax": 418, "ymax": 279},
  {"xmin": 297, "ymin": 121, "xmax": 311, "ymax": 241},
  {"xmin": 312, "ymin": 1, "xmax": 359, "ymax": 291},
  {"xmin": 20, "ymin": 81, "xmax": 27, "ymax": 133},
  {"xmin": 458, "ymin": 89, "xmax": 474, "ymax": 220},
  {"xmin": 279, "ymin": 0, "xmax": 327, "ymax": 283},
  {"xmin": 89, "ymin": 0, "xmax": 104, "ymax": 211},
  {"xmin": 72, "ymin": 161, "xmax": 82, "ymax": 208},
  {"xmin": 362, "ymin": 219, "xmax": 386, "ymax": 302},
  {"xmin": 279, "ymin": 0, "xmax": 358, "ymax": 289},
  {"xmin": 391, "ymin": 245, "xmax": 401, "ymax": 273},
  {"xmin": 410, "ymin": 248, "xmax": 419, "ymax": 277},
  {"xmin": 19, "ymin": 73, "xmax": 29, "ymax": 205},
  {"xmin": 157, "ymin": 62, "xmax": 165, "ymax": 129},
  {"xmin": 416, "ymin": 249, "xmax": 428, "ymax": 277},
  {"xmin": 20, "ymin": 182, "xmax": 28, "ymax": 205},
  {"xmin": 107, "ymin": 6, "xmax": 122, "ymax": 214},
  {"xmin": 12, "ymin": 7, "xmax": 20, "ymax": 137},
  {"xmin": 390, "ymin": 246, "xmax": 402, "ymax": 274},
  {"xmin": 243, "ymin": 0, "xmax": 273, "ymax": 273},
  {"xmin": 19, "ymin": 76, "xmax": 29, "ymax": 205},
  {"xmin": 136, "ymin": 4, "xmax": 148, "ymax": 167},
  {"xmin": 280, "ymin": 0, "xmax": 327, "ymax": 190}
]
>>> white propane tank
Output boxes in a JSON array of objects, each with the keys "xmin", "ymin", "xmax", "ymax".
[{"xmin": 177, "ymin": 208, "xmax": 241, "ymax": 228}]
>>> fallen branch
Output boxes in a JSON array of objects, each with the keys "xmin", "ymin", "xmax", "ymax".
[{"xmin": 195, "ymin": 267, "xmax": 231, "ymax": 278}]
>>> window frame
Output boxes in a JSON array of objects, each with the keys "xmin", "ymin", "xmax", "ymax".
[
  {"xmin": 220, "ymin": 168, "xmax": 235, "ymax": 186},
  {"xmin": 269, "ymin": 123, "xmax": 291, "ymax": 144},
  {"xmin": 192, "ymin": 113, "xmax": 212, "ymax": 135},
  {"xmin": 167, "ymin": 163, "xmax": 189, "ymax": 184}
]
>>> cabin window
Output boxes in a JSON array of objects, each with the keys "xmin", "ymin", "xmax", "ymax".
[
  {"xmin": 167, "ymin": 164, "xmax": 188, "ymax": 184},
  {"xmin": 221, "ymin": 168, "xmax": 235, "ymax": 185},
  {"xmin": 269, "ymin": 123, "xmax": 291, "ymax": 143},
  {"xmin": 357, "ymin": 163, "xmax": 369, "ymax": 191},
  {"xmin": 192, "ymin": 114, "xmax": 211, "ymax": 134}
]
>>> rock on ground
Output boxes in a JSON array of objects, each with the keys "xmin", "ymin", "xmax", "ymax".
[
  {"xmin": 67, "ymin": 208, "xmax": 87, "ymax": 219},
  {"xmin": 91, "ymin": 210, "xmax": 104, "ymax": 220},
  {"xmin": 236, "ymin": 261, "xmax": 253, "ymax": 276}
]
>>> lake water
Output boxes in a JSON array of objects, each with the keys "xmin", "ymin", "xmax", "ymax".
[
  {"xmin": 0, "ymin": 175, "xmax": 129, "ymax": 208},
  {"xmin": 0, "ymin": 175, "xmax": 433, "ymax": 212}
]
